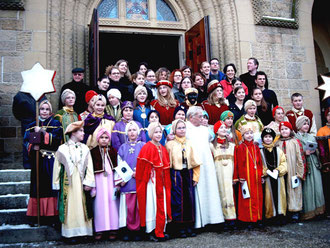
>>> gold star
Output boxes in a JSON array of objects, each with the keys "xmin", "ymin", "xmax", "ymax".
[{"xmin": 316, "ymin": 75, "xmax": 330, "ymax": 101}]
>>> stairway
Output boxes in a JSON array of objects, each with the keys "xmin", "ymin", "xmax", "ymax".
[{"xmin": 0, "ymin": 160, "xmax": 61, "ymax": 244}]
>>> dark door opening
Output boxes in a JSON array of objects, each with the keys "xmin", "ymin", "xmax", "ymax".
[{"xmin": 99, "ymin": 32, "xmax": 180, "ymax": 76}]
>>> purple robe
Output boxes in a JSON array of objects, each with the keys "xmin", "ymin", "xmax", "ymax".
[
  {"xmin": 112, "ymin": 119, "xmax": 146, "ymax": 151},
  {"xmin": 117, "ymin": 141, "xmax": 145, "ymax": 231},
  {"xmin": 83, "ymin": 113, "xmax": 115, "ymax": 144}
]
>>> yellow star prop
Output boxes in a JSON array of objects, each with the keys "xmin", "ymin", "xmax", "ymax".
[{"xmin": 316, "ymin": 75, "xmax": 330, "ymax": 101}]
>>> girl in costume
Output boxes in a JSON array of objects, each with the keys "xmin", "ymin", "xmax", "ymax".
[
  {"xmin": 251, "ymin": 88, "xmax": 273, "ymax": 126},
  {"xmin": 24, "ymin": 100, "xmax": 63, "ymax": 225},
  {"xmin": 54, "ymin": 89, "xmax": 79, "ymax": 142},
  {"xmin": 133, "ymin": 85, "xmax": 153, "ymax": 134},
  {"xmin": 136, "ymin": 122, "xmax": 172, "ymax": 241},
  {"xmin": 53, "ymin": 121, "xmax": 95, "ymax": 242},
  {"xmin": 83, "ymin": 94, "xmax": 115, "ymax": 149},
  {"xmin": 115, "ymin": 121, "xmax": 145, "ymax": 241},
  {"xmin": 220, "ymin": 110, "xmax": 242, "ymax": 146},
  {"xmin": 165, "ymin": 119, "xmax": 201, "ymax": 238},
  {"xmin": 112, "ymin": 101, "xmax": 146, "ymax": 151},
  {"xmin": 233, "ymin": 123, "xmax": 263, "ymax": 228},
  {"xmin": 211, "ymin": 120, "xmax": 236, "ymax": 230},
  {"xmin": 150, "ymin": 80, "xmax": 179, "ymax": 125},
  {"xmin": 235, "ymin": 100, "xmax": 264, "ymax": 146},
  {"xmin": 265, "ymin": 105, "xmax": 285, "ymax": 136},
  {"xmin": 295, "ymin": 116, "xmax": 325, "ymax": 220},
  {"xmin": 131, "ymin": 71, "xmax": 154, "ymax": 102},
  {"xmin": 78, "ymin": 90, "xmax": 98, "ymax": 121},
  {"xmin": 201, "ymin": 80, "xmax": 229, "ymax": 125},
  {"xmin": 145, "ymin": 110, "xmax": 167, "ymax": 145},
  {"xmin": 260, "ymin": 128, "xmax": 287, "ymax": 224},
  {"xmin": 90, "ymin": 128, "xmax": 119, "ymax": 240},
  {"xmin": 277, "ymin": 121, "xmax": 306, "ymax": 223}
]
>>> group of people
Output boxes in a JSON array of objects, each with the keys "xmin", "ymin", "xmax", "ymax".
[{"xmin": 21, "ymin": 57, "xmax": 329, "ymax": 243}]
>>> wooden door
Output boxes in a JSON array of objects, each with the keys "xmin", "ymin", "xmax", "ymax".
[
  {"xmin": 89, "ymin": 8, "xmax": 99, "ymax": 87},
  {"xmin": 185, "ymin": 16, "xmax": 211, "ymax": 73}
]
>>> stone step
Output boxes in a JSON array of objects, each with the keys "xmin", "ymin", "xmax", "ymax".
[
  {"xmin": 0, "ymin": 225, "xmax": 61, "ymax": 244},
  {"xmin": 0, "ymin": 209, "xmax": 29, "ymax": 225},
  {"xmin": 0, "ymin": 169, "xmax": 30, "ymax": 183},
  {"xmin": 0, "ymin": 181, "xmax": 30, "ymax": 195},
  {"xmin": 0, "ymin": 194, "xmax": 29, "ymax": 209}
]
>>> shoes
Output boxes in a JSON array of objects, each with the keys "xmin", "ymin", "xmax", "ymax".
[
  {"xmin": 94, "ymin": 233, "xmax": 102, "ymax": 240},
  {"xmin": 109, "ymin": 232, "xmax": 117, "ymax": 241},
  {"xmin": 179, "ymin": 229, "xmax": 187, "ymax": 238},
  {"xmin": 186, "ymin": 228, "xmax": 197, "ymax": 237}
]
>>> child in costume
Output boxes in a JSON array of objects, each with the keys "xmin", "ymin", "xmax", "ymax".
[
  {"xmin": 52, "ymin": 121, "xmax": 95, "ymax": 243},
  {"xmin": 233, "ymin": 123, "xmax": 263, "ymax": 228},
  {"xmin": 295, "ymin": 116, "xmax": 325, "ymax": 220},
  {"xmin": 115, "ymin": 121, "xmax": 145, "ymax": 241},
  {"xmin": 220, "ymin": 110, "xmax": 242, "ymax": 146},
  {"xmin": 211, "ymin": 120, "xmax": 236, "ymax": 229},
  {"xmin": 260, "ymin": 128, "xmax": 287, "ymax": 224},
  {"xmin": 105, "ymin": 88, "xmax": 122, "ymax": 122},
  {"xmin": 277, "ymin": 121, "xmax": 306, "ymax": 223},
  {"xmin": 78, "ymin": 90, "xmax": 98, "ymax": 121},
  {"xmin": 165, "ymin": 119, "xmax": 201, "ymax": 238},
  {"xmin": 90, "ymin": 128, "xmax": 119, "ymax": 240},
  {"xmin": 136, "ymin": 122, "xmax": 172, "ymax": 241},
  {"xmin": 133, "ymin": 85, "xmax": 153, "ymax": 134},
  {"xmin": 112, "ymin": 101, "xmax": 146, "ymax": 151}
]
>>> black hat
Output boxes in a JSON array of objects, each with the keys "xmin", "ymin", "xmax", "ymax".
[
  {"xmin": 72, "ymin": 68, "xmax": 85, "ymax": 73},
  {"xmin": 173, "ymin": 105, "xmax": 187, "ymax": 120},
  {"xmin": 261, "ymin": 127, "xmax": 276, "ymax": 140}
]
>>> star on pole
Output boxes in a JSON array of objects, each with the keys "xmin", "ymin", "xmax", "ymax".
[
  {"xmin": 316, "ymin": 75, "xmax": 330, "ymax": 101},
  {"xmin": 20, "ymin": 62, "xmax": 56, "ymax": 101}
]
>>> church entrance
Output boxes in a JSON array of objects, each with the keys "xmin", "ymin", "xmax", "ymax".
[{"xmin": 99, "ymin": 32, "xmax": 180, "ymax": 75}]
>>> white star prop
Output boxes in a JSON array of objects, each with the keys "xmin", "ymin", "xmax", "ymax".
[
  {"xmin": 316, "ymin": 75, "xmax": 330, "ymax": 101},
  {"xmin": 20, "ymin": 63, "xmax": 56, "ymax": 101}
]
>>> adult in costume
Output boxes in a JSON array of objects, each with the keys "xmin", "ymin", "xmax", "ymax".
[
  {"xmin": 260, "ymin": 128, "xmax": 287, "ymax": 221},
  {"xmin": 185, "ymin": 106, "xmax": 224, "ymax": 228},
  {"xmin": 52, "ymin": 121, "xmax": 95, "ymax": 240},
  {"xmin": 83, "ymin": 94, "xmax": 115, "ymax": 149},
  {"xmin": 90, "ymin": 128, "xmax": 119, "ymax": 240},
  {"xmin": 165, "ymin": 119, "xmax": 201, "ymax": 237},
  {"xmin": 295, "ymin": 116, "xmax": 325, "ymax": 220},
  {"xmin": 23, "ymin": 100, "xmax": 62, "ymax": 223},
  {"xmin": 136, "ymin": 122, "xmax": 172, "ymax": 241},
  {"xmin": 54, "ymin": 89, "xmax": 79, "ymax": 142}
]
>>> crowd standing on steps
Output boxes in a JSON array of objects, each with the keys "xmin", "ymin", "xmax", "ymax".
[{"xmin": 18, "ymin": 57, "xmax": 329, "ymax": 244}]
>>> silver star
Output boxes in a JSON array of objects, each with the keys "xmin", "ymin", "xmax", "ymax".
[
  {"xmin": 20, "ymin": 63, "xmax": 56, "ymax": 101},
  {"xmin": 316, "ymin": 75, "xmax": 330, "ymax": 101},
  {"xmin": 129, "ymin": 147, "xmax": 135, "ymax": 154}
]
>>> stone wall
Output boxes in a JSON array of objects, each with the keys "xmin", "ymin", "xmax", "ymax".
[{"xmin": 0, "ymin": 1, "xmax": 48, "ymax": 167}]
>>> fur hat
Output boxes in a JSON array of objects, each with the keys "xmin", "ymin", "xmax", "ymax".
[
  {"xmin": 261, "ymin": 127, "xmax": 276, "ymax": 140},
  {"xmin": 61, "ymin": 89, "xmax": 76, "ymax": 105},
  {"xmin": 107, "ymin": 88, "xmax": 121, "ymax": 100},
  {"xmin": 64, "ymin": 121, "xmax": 84, "ymax": 134}
]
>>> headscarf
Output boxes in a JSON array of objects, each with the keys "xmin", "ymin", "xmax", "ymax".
[
  {"xmin": 147, "ymin": 122, "xmax": 163, "ymax": 139},
  {"xmin": 125, "ymin": 121, "xmax": 140, "ymax": 136},
  {"xmin": 172, "ymin": 119, "xmax": 185, "ymax": 135},
  {"xmin": 96, "ymin": 127, "xmax": 111, "ymax": 142},
  {"xmin": 61, "ymin": 89, "xmax": 76, "ymax": 105},
  {"xmin": 296, "ymin": 115, "xmax": 310, "ymax": 131}
]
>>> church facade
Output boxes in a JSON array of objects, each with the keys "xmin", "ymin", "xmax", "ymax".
[{"xmin": 0, "ymin": 0, "xmax": 329, "ymax": 165}]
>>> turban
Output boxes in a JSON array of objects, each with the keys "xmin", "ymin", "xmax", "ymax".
[
  {"xmin": 61, "ymin": 89, "xmax": 76, "ymax": 105},
  {"xmin": 147, "ymin": 122, "xmax": 163, "ymax": 139},
  {"xmin": 213, "ymin": 120, "xmax": 226, "ymax": 134},
  {"xmin": 125, "ymin": 121, "xmax": 140, "ymax": 136},
  {"xmin": 107, "ymin": 88, "xmax": 122, "ymax": 100},
  {"xmin": 173, "ymin": 105, "xmax": 187, "ymax": 120},
  {"xmin": 96, "ymin": 127, "xmax": 111, "ymax": 142},
  {"xmin": 220, "ymin": 110, "xmax": 234, "ymax": 121},
  {"xmin": 85, "ymin": 90, "xmax": 98, "ymax": 104},
  {"xmin": 244, "ymin": 100, "xmax": 257, "ymax": 111},
  {"xmin": 240, "ymin": 123, "xmax": 254, "ymax": 136},
  {"xmin": 172, "ymin": 119, "xmax": 185, "ymax": 135},
  {"xmin": 92, "ymin": 94, "xmax": 107, "ymax": 106},
  {"xmin": 272, "ymin": 105, "xmax": 284, "ymax": 118},
  {"xmin": 134, "ymin": 85, "xmax": 148, "ymax": 100},
  {"xmin": 296, "ymin": 116, "xmax": 310, "ymax": 131},
  {"xmin": 279, "ymin": 121, "xmax": 293, "ymax": 131}
]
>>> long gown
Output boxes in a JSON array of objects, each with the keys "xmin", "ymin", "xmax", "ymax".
[
  {"xmin": 116, "ymin": 141, "xmax": 145, "ymax": 231},
  {"xmin": 23, "ymin": 116, "xmax": 63, "ymax": 216},
  {"xmin": 234, "ymin": 140, "xmax": 263, "ymax": 222},
  {"xmin": 53, "ymin": 139, "xmax": 95, "ymax": 238},
  {"xmin": 185, "ymin": 121, "xmax": 224, "ymax": 228},
  {"xmin": 295, "ymin": 132, "xmax": 325, "ymax": 220},
  {"xmin": 90, "ymin": 146, "xmax": 119, "ymax": 233},
  {"xmin": 260, "ymin": 146, "xmax": 288, "ymax": 219},
  {"xmin": 136, "ymin": 141, "xmax": 172, "ymax": 238},
  {"xmin": 277, "ymin": 137, "xmax": 306, "ymax": 212},
  {"xmin": 211, "ymin": 142, "xmax": 236, "ymax": 220}
]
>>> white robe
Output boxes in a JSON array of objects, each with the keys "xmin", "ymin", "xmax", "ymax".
[{"xmin": 186, "ymin": 121, "xmax": 224, "ymax": 228}]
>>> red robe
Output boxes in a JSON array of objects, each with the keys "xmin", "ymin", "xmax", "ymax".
[
  {"xmin": 151, "ymin": 100, "xmax": 179, "ymax": 125},
  {"xmin": 202, "ymin": 100, "xmax": 229, "ymax": 125},
  {"xmin": 286, "ymin": 109, "xmax": 314, "ymax": 133},
  {"xmin": 234, "ymin": 140, "xmax": 263, "ymax": 222},
  {"xmin": 136, "ymin": 141, "xmax": 172, "ymax": 237}
]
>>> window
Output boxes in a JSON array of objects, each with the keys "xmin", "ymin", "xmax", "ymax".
[
  {"xmin": 156, "ymin": 0, "xmax": 176, "ymax": 21},
  {"xmin": 98, "ymin": 0, "xmax": 118, "ymax": 18},
  {"xmin": 126, "ymin": 0, "xmax": 149, "ymax": 20}
]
